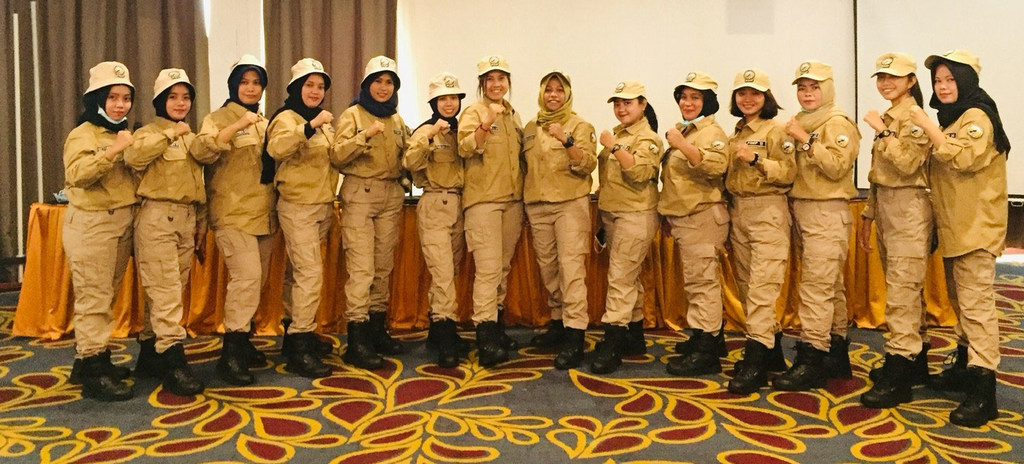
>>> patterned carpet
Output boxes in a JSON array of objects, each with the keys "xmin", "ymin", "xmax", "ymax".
[{"xmin": 2, "ymin": 266, "xmax": 1024, "ymax": 463}]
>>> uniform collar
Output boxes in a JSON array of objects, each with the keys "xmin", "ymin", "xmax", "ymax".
[
  {"xmin": 884, "ymin": 96, "xmax": 915, "ymax": 122},
  {"xmin": 680, "ymin": 115, "xmax": 715, "ymax": 134},
  {"xmin": 736, "ymin": 116, "xmax": 770, "ymax": 133},
  {"xmin": 615, "ymin": 117, "xmax": 651, "ymax": 136}
]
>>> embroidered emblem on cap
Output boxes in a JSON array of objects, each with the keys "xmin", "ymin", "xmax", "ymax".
[
  {"xmin": 380, "ymin": 58, "xmax": 390, "ymax": 67},
  {"xmin": 743, "ymin": 70, "xmax": 755, "ymax": 82},
  {"xmin": 712, "ymin": 140, "xmax": 726, "ymax": 150},
  {"xmin": 799, "ymin": 62, "xmax": 811, "ymax": 73},
  {"xmin": 113, "ymin": 65, "xmax": 126, "ymax": 78},
  {"xmin": 311, "ymin": 60, "xmax": 323, "ymax": 70},
  {"xmin": 836, "ymin": 134, "xmax": 850, "ymax": 148},
  {"xmin": 489, "ymin": 56, "xmax": 500, "ymax": 66},
  {"xmin": 615, "ymin": 82, "xmax": 625, "ymax": 92},
  {"xmin": 783, "ymin": 141, "xmax": 795, "ymax": 154},
  {"xmin": 881, "ymin": 57, "xmax": 894, "ymax": 68},
  {"xmin": 686, "ymin": 72, "xmax": 696, "ymax": 82},
  {"xmin": 944, "ymin": 50, "xmax": 955, "ymax": 57},
  {"xmin": 443, "ymin": 76, "xmax": 455, "ymax": 87},
  {"xmin": 968, "ymin": 124, "xmax": 984, "ymax": 139},
  {"xmin": 169, "ymin": 70, "xmax": 181, "ymax": 79},
  {"xmin": 910, "ymin": 125, "xmax": 924, "ymax": 138}
]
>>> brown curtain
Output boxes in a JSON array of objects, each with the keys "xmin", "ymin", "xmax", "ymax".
[
  {"xmin": 0, "ymin": 0, "xmax": 209, "ymax": 278},
  {"xmin": 263, "ymin": 0, "xmax": 397, "ymax": 116}
]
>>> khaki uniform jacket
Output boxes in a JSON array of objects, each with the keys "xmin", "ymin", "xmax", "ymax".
[
  {"xmin": 863, "ymin": 97, "xmax": 930, "ymax": 219},
  {"xmin": 266, "ymin": 110, "xmax": 339, "ymax": 205},
  {"xmin": 790, "ymin": 116, "xmax": 859, "ymax": 200},
  {"xmin": 726, "ymin": 117, "xmax": 796, "ymax": 197},
  {"xmin": 333, "ymin": 105, "xmax": 409, "ymax": 180},
  {"xmin": 403, "ymin": 125, "xmax": 463, "ymax": 190},
  {"xmin": 930, "ymin": 108, "xmax": 1007, "ymax": 257},
  {"xmin": 457, "ymin": 100, "xmax": 524, "ymax": 209},
  {"xmin": 522, "ymin": 114, "xmax": 598, "ymax": 204},
  {"xmin": 597, "ymin": 118, "xmax": 662, "ymax": 212},
  {"xmin": 658, "ymin": 116, "xmax": 729, "ymax": 217},
  {"xmin": 63, "ymin": 122, "xmax": 140, "ymax": 210},
  {"xmin": 192, "ymin": 102, "xmax": 276, "ymax": 235},
  {"xmin": 125, "ymin": 118, "xmax": 205, "ymax": 204}
]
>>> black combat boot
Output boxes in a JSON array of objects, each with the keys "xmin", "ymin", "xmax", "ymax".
[
  {"xmin": 79, "ymin": 350, "xmax": 133, "ymax": 402},
  {"xmin": 773, "ymin": 341, "xmax": 829, "ymax": 391},
  {"xmin": 766, "ymin": 332, "xmax": 788, "ymax": 372},
  {"xmin": 590, "ymin": 325, "xmax": 628, "ymax": 375},
  {"xmin": 282, "ymin": 318, "xmax": 333, "ymax": 358},
  {"xmin": 218, "ymin": 332, "xmax": 255, "ymax": 386},
  {"xmin": 530, "ymin": 319, "xmax": 566, "ymax": 348},
  {"xmin": 431, "ymin": 318, "xmax": 462, "ymax": 368},
  {"xmin": 427, "ymin": 318, "xmax": 471, "ymax": 354},
  {"xmin": 496, "ymin": 308, "xmax": 519, "ymax": 351},
  {"xmin": 70, "ymin": 349, "xmax": 130, "ymax": 385},
  {"xmin": 342, "ymin": 321, "xmax": 384, "ymax": 370},
  {"xmin": 675, "ymin": 323, "xmax": 727, "ymax": 357},
  {"xmin": 242, "ymin": 332, "xmax": 268, "ymax": 367},
  {"xmin": 666, "ymin": 330, "xmax": 722, "ymax": 376},
  {"xmin": 554, "ymin": 328, "xmax": 586, "ymax": 370},
  {"xmin": 728, "ymin": 339, "xmax": 770, "ymax": 394},
  {"xmin": 134, "ymin": 337, "xmax": 161, "ymax": 379},
  {"xmin": 622, "ymin": 321, "xmax": 647, "ymax": 355},
  {"xmin": 861, "ymin": 353, "xmax": 914, "ymax": 408},
  {"xmin": 476, "ymin": 321, "xmax": 509, "ymax": 367},
  {"xmin": 159, "ymin": 343, "xmax": 205, "ymax": 396},
  {"xmin": 369, "ymin": 311, "xmax": 404, "ymax": 355},
  {"xmin": 870, "ymin": 343, "xmax": 930, "ymax": 386},
  {"xmin": 822, "ymin": 335, "xmax": 852, "ymax": 379},
  {"xmin": 284, "ymin": 332, "xmax": 333, "ymax": 378},
  {"xmin": 929, "ymin": 344, "xmax": 968, "ymax": 392},
  {"xmin": 950, "ymin": 366, "xmax": 999, "ymax": 427}
]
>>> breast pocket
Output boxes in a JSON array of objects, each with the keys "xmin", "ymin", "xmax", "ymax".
[
  {"xmin": 232, "ymin": 132, "xmax": 260, "ymax": 149},
  {"xmin": 162, "ymin": 143, "xmax": 188, "ymax": 161}
]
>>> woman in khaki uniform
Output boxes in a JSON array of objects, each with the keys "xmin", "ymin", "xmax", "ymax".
[
  {"xmin": 265, "ymin": 58, "xmax": 338, "ymax": 378},
  {"xmin": 591, "ymin": 81, "xmax": 661, "ymax": 375},
  {"xmin": 404, "ymin": 72, "xmax": 468, "ymax": 368},
  {"xmin": 858, "ymin": 53, "xmax": 933, "ymax": 408},
  {"xmin": 522, "ymin": 71, "xmax": 598, "ymax": 370},
  {"xmin": 456, "ymin": 55, "xmax": 523, "ymax": 367},
  {"xmin": 912, "ymin": 50, "xmax": 1009, "ymax": 427},
  {"xmin": 192, "ymin": 55, "xmax": 275, "ymax": 386},
  {"xmin": 774, "ymin": 61, "xmax": 860, "ymax": 392},
  {"xmin": 63, "ymin": 61, "xmax": 138, "ymax": 401},
  {"xmin": 659, "ymin": 72, "xmax": 730, "ymax": 377},
  {"xmin": 333, "ymin": 56, "xmax": 409, "ymax": 369},
  {"xmin": 724, "ymin": 69, "xmax": 795, "ymax": 395},
  {"xmin": 124, "ymin": 69, "xmax": 205, "ymax": 396}
]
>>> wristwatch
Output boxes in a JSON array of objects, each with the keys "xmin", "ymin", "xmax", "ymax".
[
  {"xmin": 611, "ymin": 144, "xmax": 623, "ymax": 153},
  {"xmin": 563, "ymin": 135, "xmax": 575, "ymax": 148},
  {"xmin": 875, "ymin": 129, "xmax": 894, "ymax": 140},
  {"xmin": 749, "ymin": 153, "xmax": 760, "ymax": 166},
  {"xmin": 800, "ymin": 138, "xmax": 814, "ymax": 152}
]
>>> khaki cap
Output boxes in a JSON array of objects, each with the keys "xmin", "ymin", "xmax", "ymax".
[
  {"xmin": 427, "ymin": 72, "xmax": 466, "ymax": 100},
  {"xmin": 230, "ymin": 54, "xmax": 267, "ymax": 83},
  {"xmin": 872, "ymin": 52, "xmax": 916, "ymax": 77},
  {"xmin": 152, "ymin": 68, "xmax": 193, "ymax": 101},
  {"xmin": 288, "ymin": 58, "xmax": 331, "ymax": 88},
  {"xmin": 477, "ymin": 55, "xmax": 510, "ymax": 76},
  {"xmin": 792, "ymin": 60, "xmax": 833, "ymax": 84},
  {"xmin": 925, "ymin": 49, "xmax": 981, "ymax": 75},
  {"xmin": 85, "ymin": 61, "xmax": 134, "ymax": 95},
  {"xmin": 607, "ymin": 80, "xmax": 646, "ymax": 102},
  {"xmin": 362, "ymin": 55, "xmax": 401, "ymax": 88},
  {"xmin": 733, "ymin": 68, "xmax": 770, "ymax": 92},
  {"xmin": 676, "ymin": 71, "xmax": 718, "ymax": 93}
]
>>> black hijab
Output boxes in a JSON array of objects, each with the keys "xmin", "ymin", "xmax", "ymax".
[
  {"xmin": 351, "ymin": 71, "xmax": 399, "ymax": 118},
  {"xmin": 261, "ymin": 73, "xmax": 329, "ymax": 183},
  {"xmin": 929, "ymin": 59, "xmax": 1011, "ymax": 156},
  {"xmin": 77, "ymin": 86, "xmax": 133, "ymax": 132},
  {"xmin": 673, "ymin": 87, "xmax": 720, "ymax": 118},
  {"xmin": 223, "ymin": 65, "xmax": 267, "ymax": 113},
  {"xmin": 153, "ymin": 83, "xmax": 196, "ymax": 122},
  {"xmin": 416, "ymin": 96, "xmax": 461, "ymax": 134}
]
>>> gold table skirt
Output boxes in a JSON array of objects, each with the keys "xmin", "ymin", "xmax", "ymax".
[{"xmin": 13, "ymin": 200, "xmax": 955, "ymax": 339}]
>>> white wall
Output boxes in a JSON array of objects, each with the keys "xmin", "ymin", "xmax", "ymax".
[
  {"xmin": 204, "ymin": 0, "xmax": 264, "ymax": 110},
  {"xmin": 856, "ymin": 0, "xmax": 1022, "ymax": 195},
  {"xmin": 397, "ymin": 0, "xmax": 857, "ymax": 183}
]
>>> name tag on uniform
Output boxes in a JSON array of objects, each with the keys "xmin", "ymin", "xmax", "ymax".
[
  {"xmin": 434, "ymin": 142, "xmax": 451, "ymax": 149},
  {"xmin": 393, "ymin": 129, "xmax": 403, "ymax": 136},
  {"xmin": 235, "ymin": 128, "xmax": 249, "ymax": 136},
  {"xmin": 490, "ymin": 124, "xmax": 499, "ymax": 132},
  {"xmin": 746, "ymin": 140, "xmax": 767, "ymax": 147},
  {"xmin": 946, "ymin": 132, "xmax": 957, "ymax": 138}
]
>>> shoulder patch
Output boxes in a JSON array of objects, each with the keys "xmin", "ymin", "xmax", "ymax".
[
  {"xmin": 835, "ymin": 134, "xmax": 850, "ymax": 148},
  {"xmin": 590, "ymin": 132, "xmax": 597, "ymax": 143},
  {"xmin": 910, "ymin": 125, "xmax": 924, "ymax": 138},
  {"xmin": 649, "ymin": 143, "xmax": 657, "ymax": 152},
  {"xmin": 967, "ymin": 124, "xmax": 984, "ymax": 139},
  {"xmin": 782, "ymin": 141, "xmax": 795, "ymax": 154},
  {"xmin": 711, "ymin": 140, "xmax": 726, "ymax": 150}
]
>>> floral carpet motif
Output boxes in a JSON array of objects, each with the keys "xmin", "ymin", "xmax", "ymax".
[{"xmin": 2, "ymin": 268, "xmax": 1024, "ymax": 463}]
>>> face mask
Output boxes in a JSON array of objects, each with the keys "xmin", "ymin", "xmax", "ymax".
[
  {"xmin": 681, "ymin": 115, "xmax": 704, "ymax": 127},
  {"xmin": 97, "ymin": 106, "xmax": 127, "ymax": 124}
]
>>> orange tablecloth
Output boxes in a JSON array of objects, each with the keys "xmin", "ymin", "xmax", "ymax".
[{"xmin": 13, "ymin": 200, "xmax": 954, "ymax": 340}]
